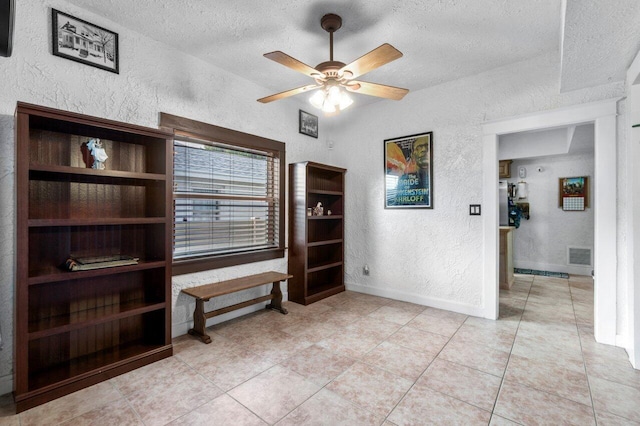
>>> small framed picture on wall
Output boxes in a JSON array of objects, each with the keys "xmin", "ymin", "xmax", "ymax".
[
  {"xmin": 52, "ymin": 9, "xmax": 119, "ymax": 74},
  {"xmin": 299, "ymin": 110, "xmax": 318, "ymax": 138}
]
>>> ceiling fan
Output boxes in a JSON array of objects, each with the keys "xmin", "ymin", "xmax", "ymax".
[{"xmin": 257, "ymin": 13, "xmax": 409, "ymax": 114}]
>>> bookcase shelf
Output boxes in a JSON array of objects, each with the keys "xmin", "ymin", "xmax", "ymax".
[
  {"xmin": 288, "ymin": 162, "xmax": 346, "ymax": 305},
  {"xmin": 14, "ymin": 102, "xmax": 173, "ymax": 412}
]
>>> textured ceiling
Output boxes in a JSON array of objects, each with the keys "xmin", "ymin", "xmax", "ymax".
[{"xmin": 65, "ymin": 0, "xmax": 639, "ymax": 109}]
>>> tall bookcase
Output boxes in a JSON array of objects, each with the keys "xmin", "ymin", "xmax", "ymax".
[
  {"xmin": 288, "ymin": 162, "xmax": 345, "ymax": 305},
  {"xmin": 14, "ymin": 102, "xmax": 173, "ymax": 412}
]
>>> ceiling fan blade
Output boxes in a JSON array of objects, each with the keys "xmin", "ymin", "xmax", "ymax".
[
  {"xmin": 345, "ymin": 81, "xmax": 409, "ymax": 100},
  {"xmin": 257, "ymin": 84, "xmax": 321, "ymax": 103},
  {"xmin": 339, "ymin": 43, "xmax": 403, "ymax": 80},
  {"xmin": 264, "ymin": 51, "xmax": 324, "ymax": 78}
]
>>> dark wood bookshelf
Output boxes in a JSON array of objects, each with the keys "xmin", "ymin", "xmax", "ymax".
[
  {"xmin": 288, "ymin": 162, "xmax": 346, "ymax": 305},
  {"xmin": 14, "ymin": 102, "xmax": 173, "ymax": 412}
]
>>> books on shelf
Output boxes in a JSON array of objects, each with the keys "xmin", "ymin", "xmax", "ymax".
[{"xmin": 66, "ymin": 255, "xmax": 139, "ymax": 271}]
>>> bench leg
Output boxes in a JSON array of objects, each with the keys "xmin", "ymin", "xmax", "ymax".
[
  {"xmin": 188, "ymin": 299, "xmax": 212, "ymax": 344},
  {"xmin": 266, "ymin": 280, "xmax": 288, "ymax": 315}
]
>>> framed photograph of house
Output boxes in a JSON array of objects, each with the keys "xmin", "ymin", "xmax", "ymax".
[
  {"xmin": 52, "ymin": 9, "xmax": 119, "ymax": 74},
  {"xmin": 299, "ymin": 110, "xmax": 318, "ymax": 138},
  {"xmin": 384, "ymin": 131, "xmax": 433, "ymax": 209},
  {"xmin": 559, "ymin": 176, "xmax": 589, "ymax": 211}
]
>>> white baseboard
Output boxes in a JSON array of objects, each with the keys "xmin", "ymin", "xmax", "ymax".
[
  {"xmin": 0, "ymin": 374, "xmax": 12, "ymax": 397},
  {"xmin": 513, "ymin": 260, "xmax": 592, "ymax": 276},
  {"xmin": 345, "ymin": 282, "xmax": 486, "ymax": 318},
  {"xmin": 172, "ymin": 291, "xmax": 289, "ymax": 338}
]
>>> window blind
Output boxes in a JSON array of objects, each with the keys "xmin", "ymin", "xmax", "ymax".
[{"xmin": 173, "ymin": 138, "xmax": 280, "ymax": 260}]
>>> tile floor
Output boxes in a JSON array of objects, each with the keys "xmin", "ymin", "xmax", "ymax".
[{"xmin": 1, "ymin": 274, "xmax": 639, "ymax": 425}]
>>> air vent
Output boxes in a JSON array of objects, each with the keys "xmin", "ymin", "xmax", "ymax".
[{"xmin": 567, "ymin": 247, "xmax": 592, "ymax": 266}]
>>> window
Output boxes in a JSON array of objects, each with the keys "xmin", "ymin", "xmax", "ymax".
[{"xmin": 160, "ymin": 113, "xmax": 285, "ymax": 275}]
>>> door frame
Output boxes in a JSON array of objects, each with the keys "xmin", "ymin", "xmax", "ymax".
[{"xmin": 481, "ymin": 98, "xmax": 620, "ymax": 345}]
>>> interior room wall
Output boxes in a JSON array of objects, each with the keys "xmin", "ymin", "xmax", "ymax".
[
  {"xmin": 327, "ymin": 52, "xmax": 626, "ymax": 319},
  {"xmin": 0, "ymin": 0, "xmax": 332, "ymax": 395},
  {"xmin": 506, "ymin": 155, "xmax": 595, "ymax": 275}
]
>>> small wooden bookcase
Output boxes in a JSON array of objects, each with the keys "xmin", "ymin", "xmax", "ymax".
[
  {"xmin": 14, "ymin": 102, "xmax": 173, "ymax": 412},
  {"xmin": 288, "ymin": 162, "xmax": 346, "ymax": 305}
]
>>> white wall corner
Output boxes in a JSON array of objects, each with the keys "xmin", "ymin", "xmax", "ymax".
[{"xmin": 345, "ymin": 282, "xmax": 486, "ymax": 318}]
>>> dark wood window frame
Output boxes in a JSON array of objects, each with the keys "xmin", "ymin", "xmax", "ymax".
[{"xmin": 160, "ymin": 113, "xmax": 285, "ymax": 275}]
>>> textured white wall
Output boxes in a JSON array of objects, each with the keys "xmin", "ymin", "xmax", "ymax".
[
  {"xmin": 506, "ymin": 154, "xmax": 595, "ymax": 275},
  {"xmin": 0, "ymin": 0, "xmax": 335, "ymax": 394},
  {"xmin": 328, "ymin": 52, "xmax": 625, "ymax": 318}
]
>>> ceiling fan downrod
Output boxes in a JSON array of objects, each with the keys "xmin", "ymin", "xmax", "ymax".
[{"xmin": 320, "ymin": 14, "xmax": 342, "ymax": 62}]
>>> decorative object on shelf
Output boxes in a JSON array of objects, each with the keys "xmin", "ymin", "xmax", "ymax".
[
  {"xmin": 86, "ymin": 138, "xmax": 108, "ymax": 169},
  {"xmin": 307, "ymin": 208, "xmax": 312, "ymax": 216},
  {"xmin": 559, "ymin": 176, "xmax": 589, "ymax": 211},
  {"xmin": 327, "ymin": 209, "xmax": 332, "ymax": 216},
  {"xmin": 313, "ymin": 201, "xmax": 323, "ymax": 216},
  {"xmin": 384, "ymin": 131, "xmax": 433, "ymax": 209},
  {"xmin": 65, "ymin": 255, "xmax": 139, "ymax": 271},
  {"xmin": 51, "ymin": 9, "xmax": 119, "ymax": 74},
  {"xmin": 299, "ymin": 110, "xmax": 318, "ymax": 138}
]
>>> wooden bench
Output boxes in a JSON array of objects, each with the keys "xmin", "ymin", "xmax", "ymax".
[{"xmin": 181, "ymin": 271, "xmax": 293, "ymax": 344}]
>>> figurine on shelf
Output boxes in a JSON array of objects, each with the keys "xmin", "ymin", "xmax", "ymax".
[
  {"xmin": 87, "ymin": 138, "xmax": 108, "ymax": 170},
  {"xmin": 313, "ymin": 202, "xmax": 323, "ymax": 216}
]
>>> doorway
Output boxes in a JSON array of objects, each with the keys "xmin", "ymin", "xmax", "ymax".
[{"xmin": 481, "ymin": 98, "xmax": 619, "ymax": 346}]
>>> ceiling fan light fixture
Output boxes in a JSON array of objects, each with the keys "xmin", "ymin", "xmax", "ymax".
[{"xmin": 309, "ymin": 86, "xmax": 353, "ymax": 113}]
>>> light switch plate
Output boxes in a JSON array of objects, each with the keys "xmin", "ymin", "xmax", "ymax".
[{"xmin": 469, "ymin": 204, "xmax": 481, "ymax": 215}]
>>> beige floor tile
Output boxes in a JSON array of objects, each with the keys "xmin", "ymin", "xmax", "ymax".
[
  {"xmin": 316, "ymin": 328, "xmax": 384, "ymax": 359},
  {"xmin": 367, "ymin": 305, "xmax": 421, "ymax": 325},
  {"xmin": 326, "ymin": 362, "xmax": 413, "ymax": 418},
  {"xmin": 595, "ymin": 409, "xmax": 640, "ymax": 426},
  {"xmin": 489, "ymin": 414, "xmax": 522, "ymax": 425},
  {"xmin": 19, "ymin": 382, "xmax": 121, "ymax": 426},
  {"xmin": 407, "ymin": 312, "xmax": 465, "ymax": 337},
  {"xmin": 167, "ymin": 394, "xmax": 266, "ymax": 426},
  {"xmin": 228, "ymin": 365, "xmax": 320, "ymax": 424},
  {"xmin": 346, "ymin": 316, "xmax": 403, "ymax": 341},
  {"xmin": 387, "ymin": 385, "xmax": 491, "ymax": 425},
  {"xmin": 386, "ymin": 325, "xmax": 450, "ymax": 354},
  {"xmin": 504, "ymin": 353, "xmax": 591, "ymax": 406},
  {"xmin": 276, "ymin": 388, "xmax": 384, "ymax": 426},
  {"xmin": 422, "ymin": 306, "xmax": 469, "ymax": 322},
  {"xmin": 362, "ymin": 341, "xmax": 434, "ymax": 380},
  {"xmin": 331, "ymin": 298, "xmax": 384, "ymax": 316},
  {"xmin": 438, "ymin": 336, "xmax": 511, "ymax": 377},
  {"xmin": 197, "ymin": 347, "xmax": 275, "ymax": 391},
  {"xmin": 126, "ymin": 370, "xmax": 223, "ymax": 425},
  {"xmin": 494, "ymin": 380, "xmax": 595, "ymax": 426},
  {"xmin": 590, "ymin": 376, "xmax": 640, "ymax": 422},
  {"xmin": 280, "ymin": 345, "xmax": 356, "ymax": 387},
  {"xmin": 111, "ymin": 355, "xmax": 194, "ymax": 395},
  {"xmin": 58, "ymin": 398, "xmax": 142, "ymax": 426},
  {"xmin": 451, "ymin": 323, "xmax": 516, "ymax": 352},
  {"xmin": 418, "ymin": 359, "xmax": 502, "ymax": 411},
  {"xmin": 510, "ymin": 335, "xmax": 585, "ymax": 373}
]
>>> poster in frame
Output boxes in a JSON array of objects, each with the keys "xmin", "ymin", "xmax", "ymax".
[
  {"xmin": 299, "ymin": 110, "xmax": 318, "ymax": 138},
  {"xmin": 384, "ymin": 131, "xmax": 433, "ymax": 209},
  {"xmin": 52, "ymin": 8, "xmax": 119, "ymax": 74}
]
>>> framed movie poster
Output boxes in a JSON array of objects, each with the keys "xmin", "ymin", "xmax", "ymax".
[{"xmin": 384, "ymin": 131, "xmax": 433, "ymax": 209}]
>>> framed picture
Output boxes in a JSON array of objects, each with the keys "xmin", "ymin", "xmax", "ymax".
[
  {"xmin": 299, "ymin": 110, "xmax": 318, "ymax": 138},
  {"xmin": 559, "ymin": 176, "xmax": 589, "ymax": 211},
  {"xmin": 384, "ymin": 131, "xmax": 433, "ymax": 209},
  {"xmin": 52, "ymin": 9, "xmax": 119, "ymax": 74}
]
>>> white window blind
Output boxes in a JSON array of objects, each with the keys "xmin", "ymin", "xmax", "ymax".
[{"xmin": 173, "ymin": 137, "xmax": 280, "ymax": 260}]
